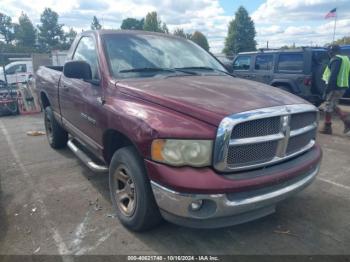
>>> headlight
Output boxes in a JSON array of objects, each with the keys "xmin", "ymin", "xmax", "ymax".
[{"xmin": 151, "ymin": 139, "xmax": 213, "ymax": 167}]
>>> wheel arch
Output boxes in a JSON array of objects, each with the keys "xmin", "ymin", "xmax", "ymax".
[
  {"xmin": 40, "ymin": 91, "xmax": 51, "ymax": 109},
  {"xmin": 102, "ymin": 129, "xmax": 142, "ymax": 165}
]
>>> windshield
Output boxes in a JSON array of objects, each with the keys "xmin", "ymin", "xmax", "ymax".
[{"xmin": 103, "ymin": 33, "xmax": 226, "ymax": 78}]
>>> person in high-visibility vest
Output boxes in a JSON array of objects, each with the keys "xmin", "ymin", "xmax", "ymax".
[{"xmin": 321, "ymin": 44, "xmax": 350, "ymax": 135}]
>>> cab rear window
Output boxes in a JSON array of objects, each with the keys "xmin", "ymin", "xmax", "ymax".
[{"xmin": 277, "ymin": 53, "xmax": 303, "ymax": 72}]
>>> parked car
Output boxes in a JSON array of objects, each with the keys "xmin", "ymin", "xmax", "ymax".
[
  {"xmin": 232, "ymin": 48, "xmax": 329, "ymax": 106},
  {"xmin": 0, "ymin": 60, "xmax": 33, "ymax": 85},
  {"xmin": 36, "ymin": 30, "xmax": 322, "ymax": 231},
  {"xmin": 340, "ymin": 45, "xmax": 350, "ymax": 56}
]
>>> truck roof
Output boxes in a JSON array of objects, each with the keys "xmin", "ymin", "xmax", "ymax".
[
  {"xmin": 82, "ymin": 29, "xmax": 185, "ymax": 40},
  {"xmin": 238, "ymin": 47, "xmax": 327, "ymax": 55}
]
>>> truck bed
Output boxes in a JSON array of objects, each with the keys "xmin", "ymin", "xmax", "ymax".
[{"xmin": 35, "ymin": 66, "xmax": 63, "ymax": 115}]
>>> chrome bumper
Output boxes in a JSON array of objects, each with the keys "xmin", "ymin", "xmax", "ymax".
[{"xmin": 151, "ymin": 165, "xmax": 319, "ymax": 228}]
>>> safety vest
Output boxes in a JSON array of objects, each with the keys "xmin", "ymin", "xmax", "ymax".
[{"xmin": 322, "ymin": 55, "xmax": 350, "ymax": 89}]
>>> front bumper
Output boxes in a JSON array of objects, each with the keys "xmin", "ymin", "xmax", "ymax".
[{"xmin": 151, "ymin": 164, "xmax": 319, "ymax": 228}]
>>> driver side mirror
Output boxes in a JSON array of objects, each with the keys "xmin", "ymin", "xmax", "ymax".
[{"xmin": 63, "ymin": 60, "xmax": 92, "ymax": 81}]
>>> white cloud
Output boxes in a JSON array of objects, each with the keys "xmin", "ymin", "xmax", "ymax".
[
  {"xmin": 253, "ymin": 0, "xmax": 350, "ymax": 48},
  {"xmin": 0, "ymin": 0, "xmax": 232, "ymax": 52},
  {"xmin": 1, "ymin": 0, "xmax": 350, "ymax": 53},
  {"xmin": 252, "ymin": 0, "xmax": 350, "ymax": 23}
]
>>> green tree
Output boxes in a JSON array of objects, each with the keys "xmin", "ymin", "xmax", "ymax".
[
  {"xmin": 186, "ymin": 33, "xmax": 192, "ymax": 39},
  {"xmin": 38, "ymin": 8, "xmax": 64, "ymax": 51},
  {"xmin": 0, "ymin": 13, "xmax": 15, "ymax": 44},
  {"xmin": 173, "ymin": 28, "xmax": 192, "ymax": 39},
  {"xmin": 223, "ymin": 6, "xmax": 256, "ymax": 56},
  {"xmin": 190, "ymin": 31, "xmax": 209, "ymax": 51},
  {"xmin": 61, "ymin": 28, "xmax": 77, "ymax": 50},
  {"xmin": 0, "ymin": 41, "xmax": 35, "ymax": 56},
  {"xmin": 14, "ymin": 12, "xmax": 36, "ymax": 47},
  {"xmin": 280, "ymin": 43, "xmax": 297, "ymax": 49},
  {"xmin": 173, "ymin": 28, "xmax": 186, "ymax": 38},
  {"xmin": 143, "ymin": 12, "xmax": 168, "ymax": 33},
  {"xmin": 120, "ymin": 18, "xmax": 144, "ymax": 30},
  {"xmin": 91, "ymin": 16, "xmax": 102, "ymax": 30},
  {"xmin": 334, "ymin": 36, "xmax": 350, "ymax": 45},
  {"xmin": 161, "ymin": 23, "xmax": 169, "ymax": 34}
]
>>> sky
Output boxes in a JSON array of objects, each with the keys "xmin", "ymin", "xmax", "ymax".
[{"xmin": 1, "ymin": 0, "xmax": 350, "ymax": 53}]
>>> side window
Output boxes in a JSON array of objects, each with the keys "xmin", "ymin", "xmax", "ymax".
[
  {"xmin": 6, "ymin": 64, "xmax": 26, "ymax": 75},
  {"xmin": 255, "ymin": 55, "xmax": 273, "ymax": 70},
  {"xmin": 73, "ymin": 37, "xmax": 99, "ymax": 79},
  {"xmin": 233, "ymin": 56, "xmax": 251, "ymax": 71},
  {"xmin": 16, "ymin": 64, "xmax": 27, "ymax": 73},
  {"xmin": 5, "ymin": 66, "xmax": 16, "ymax": 75},
  {"xmin": 278, "ymin": 54, "xmax": 303, "ymax": 72}
]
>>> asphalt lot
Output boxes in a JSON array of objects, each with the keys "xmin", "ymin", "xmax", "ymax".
[{"xmin": 0, "ymin": 112, "xmax": 349, "ymax": 255}]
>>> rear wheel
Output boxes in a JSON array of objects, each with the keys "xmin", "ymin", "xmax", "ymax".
[
  {"xmin": 44, "ymin": 106, "xmax": 68, "ymax": 149},
  {"xmin": 109, "ymin": 146, "xmax": 162, "ymax": 231}
]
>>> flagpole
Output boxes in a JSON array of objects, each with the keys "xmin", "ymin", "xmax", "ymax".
[{"xmin": 332, "ymin": 12, "xmax": 337, "ymax": 43}]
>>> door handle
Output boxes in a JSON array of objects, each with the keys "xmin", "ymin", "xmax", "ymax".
[{"xmin": 62, "ymin": 85, "xmax": 69, "ymax": 91}]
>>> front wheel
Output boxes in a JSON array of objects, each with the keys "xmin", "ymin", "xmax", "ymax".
[{"xmin": 109, "ymin": 146, "xmax": 162, "ymax": 231}]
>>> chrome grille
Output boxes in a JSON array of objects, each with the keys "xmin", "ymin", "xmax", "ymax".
[
  {"xmin": 213, "ymin": 105, "xmax": 318, "ymax": 172},
  {"xmin": 290, "ymin": 112, "xmax": 317, "ymax": 130},
  {"xmin": 231, "ymin": 116, "xmax": 281, "ymax": 139},
  {"xmin": 287, "ymin": 129, "xmax": 315, "ymax": 155},
  {"xmin": 227, "ymin": 141, "xmax": 278, "ymax": 167}
]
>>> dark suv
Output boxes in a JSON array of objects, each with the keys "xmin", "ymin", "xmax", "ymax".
[{"xmin": 232, "ymin": 48, "xmax": 329, "ymax": 106}]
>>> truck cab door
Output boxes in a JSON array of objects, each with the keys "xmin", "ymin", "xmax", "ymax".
[
  {"xmin": 14, "ymin": 64, "xmax": 28, "ymax": 83},
  {"xmin": 4, "ymin": 65, "xmax": 17, "ymax": 84},
  {"xmin": 253, "ymin": 54, "xmax": 274, "ymax": 84},
  {"xmin": 60, "ymin": 36, "xmax": 104, "ymax": 157},
  {"xmin": 232, "ymin": 55, "xmax": 253, "ymax": 79}
]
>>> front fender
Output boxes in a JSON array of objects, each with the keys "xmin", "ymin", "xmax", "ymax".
[{"xmin": 104, "ymin": 92, "xmax": 217, "ymax": 159}]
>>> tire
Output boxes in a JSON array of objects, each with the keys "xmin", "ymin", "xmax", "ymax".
[
  {"xmin": 44, "ymin": 106, "xmax": 68, "ymax": 149},
  {"xmin": 5, "ymin": 100, "xmax": 18, "ymax": 115},
  {"xmin": 109, "ymin": 146, "xmax": 162, "ymax": 231}
]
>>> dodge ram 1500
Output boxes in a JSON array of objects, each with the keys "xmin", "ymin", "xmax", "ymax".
[{"xmin": 36, "ymin": 30, "xmax": 322, "ymax": 231}]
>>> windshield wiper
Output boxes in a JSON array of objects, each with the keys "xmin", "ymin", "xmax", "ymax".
[
  {"xmin": 175, "ymin": 66, "xmax": 232, "ymax": 76},
  {"xmin": 119, "ymin": 67, "xmax": 176, "ymax": 73},
  {"xmin": 119, "ymin": 67, "xmax": 198, "ymax": 75}
]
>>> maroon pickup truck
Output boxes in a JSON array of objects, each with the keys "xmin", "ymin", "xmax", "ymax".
[{"xmin": 36, "ymin": 30, "xmax": 322, "ymax": 231}]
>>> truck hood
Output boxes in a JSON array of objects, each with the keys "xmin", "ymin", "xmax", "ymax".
[{"xmin": 116, "ymin": 75, "xmax": 308, "ymax": 126}]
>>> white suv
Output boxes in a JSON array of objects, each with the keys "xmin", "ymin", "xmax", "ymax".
[{"xmin": 0, "ymin": 61, "xmax": 33, "ymax": 85}]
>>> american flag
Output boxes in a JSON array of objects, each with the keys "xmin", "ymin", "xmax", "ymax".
[{"xmin": 325, "ymin": 8, "xmax": 337, "ymax": 19}]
